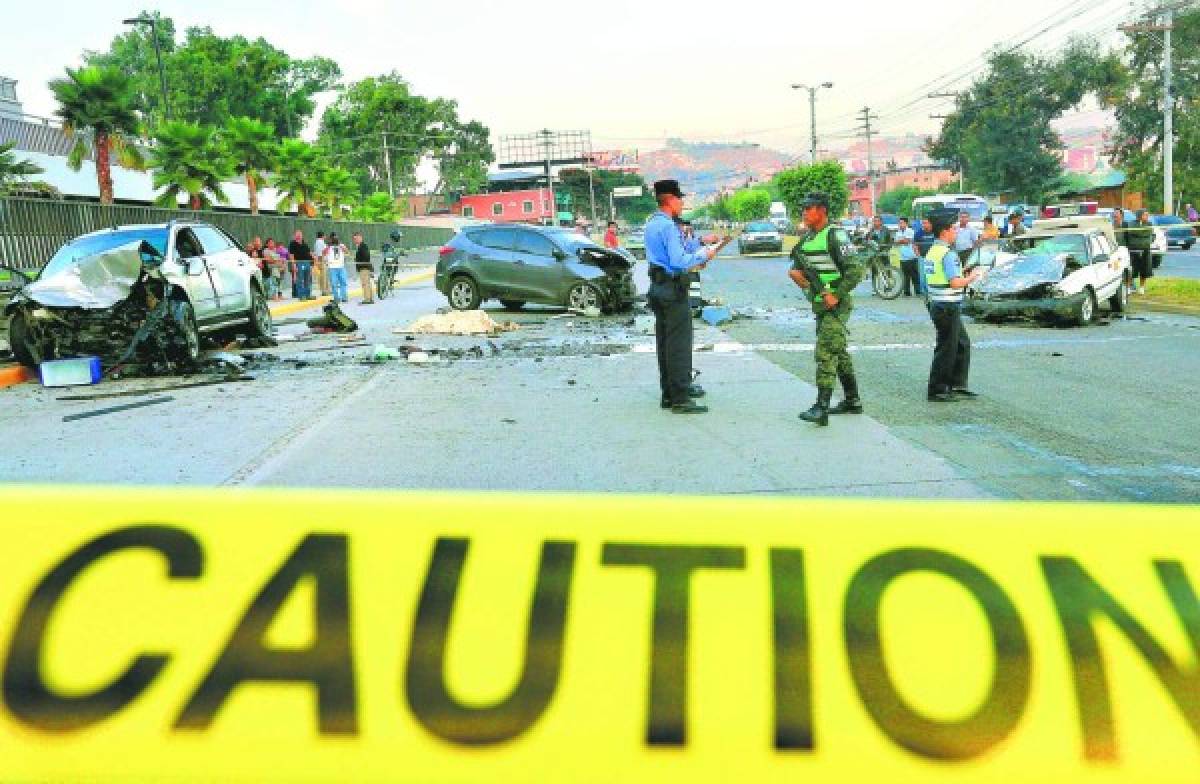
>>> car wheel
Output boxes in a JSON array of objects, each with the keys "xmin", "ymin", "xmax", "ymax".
[
  {"xmin": 1075, "ymin": 288, "xmax": 1096, "ymax": 326},
  {"xmin": 247, "ymin": 286, "xmax": 272, "ymax": 338},
  {"xmin": 1185, "ymin": 241, "xmax": 1195, "ymax": 251},
  {"xmin": 7, "ymin": 310, "xmax": 49, "ymax": 368},
  {"xmin": 447, "ymin": 275, "xmax": 481, "ymax": 311},
  {"xmin": 567, "ymin": 282, "xmax": 602, "ymax": 312},
  {"xmin": 499, "ymin": 299, "xmax": 525, "ymax": 311},
  {"xmin": 1108, "ymin": 279, "xmax": 1128, "ymax": 313}
]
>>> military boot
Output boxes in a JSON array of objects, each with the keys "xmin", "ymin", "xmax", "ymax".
[
  {"xmin": 829, "ymin": 373, "xmax": 864, "ymax": 414},
  {"xmin": 799, "ymin": 387, "xmax": 832, "ymax": 426}
]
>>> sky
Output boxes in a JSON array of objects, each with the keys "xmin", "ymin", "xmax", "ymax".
[{"xmin": 6, "ymin": 0, "xmax": 1137, "ymax": 158}]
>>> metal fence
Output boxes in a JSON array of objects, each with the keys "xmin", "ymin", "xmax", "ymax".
[{"xmin": 0, "ymin": 197, "xmax": 454, "ymax": 272}]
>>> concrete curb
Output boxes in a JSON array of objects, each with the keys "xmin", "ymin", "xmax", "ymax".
[
  {"xmin": 0, "ymin": 365, "xmax": 34, "ymax": 389},
  {"xmin": 268, "ymin": 268, "xmax": 435, "ymax": 318}
]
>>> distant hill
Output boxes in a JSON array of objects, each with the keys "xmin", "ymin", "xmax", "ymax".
[{"xmin": 638, "ymin": 140, "xmax": 796, "ymax": 199}]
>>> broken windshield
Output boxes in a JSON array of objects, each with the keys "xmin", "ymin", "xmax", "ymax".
[
  {"xmin": 39, "ymin": 229, "xmax": 168, "ymax": 281},
  {"xmin": 1008, "ymin": 233, "xmax": 1087, "ymax": 259}
]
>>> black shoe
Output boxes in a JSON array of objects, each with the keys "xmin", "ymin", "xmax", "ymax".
[
  {"xmin": 829, "ymin": 398, "xmax": 863, "ymax": 414},
  {"xmin": 671, "ymin": 401, "xmax": 709, "ymax": 414},
  {"xmin": 927, "ymin": 392, "xmax": 956, "ymax": 403},
  {"xmin": 951, "ymin": 388, "xmax": 978, "ymax": 398},
  {"xmin": 688, "ymin": 384, "xmax": 706, "ymax": 398},
  {"xmin": 799, "ymin": 387, "xmax": 832, "ymax": 426}
]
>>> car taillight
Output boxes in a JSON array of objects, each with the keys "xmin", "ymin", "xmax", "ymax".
[{"xmin": 438, "ymin": 246, "xmax": 454, "ymax": 257}]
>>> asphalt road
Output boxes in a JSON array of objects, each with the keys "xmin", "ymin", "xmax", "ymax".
[
  {"xmin": 1157, "ymin": 245, "xmax": 1200, "ymax": 279},
  {"xmin": 1, "ymin": 248, "xmax": 1197, "ymax": 502}
]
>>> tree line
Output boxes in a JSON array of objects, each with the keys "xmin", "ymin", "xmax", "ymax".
[{"xmin": 8, "ymin": 11, "xmax": 495, "ymax": 220}]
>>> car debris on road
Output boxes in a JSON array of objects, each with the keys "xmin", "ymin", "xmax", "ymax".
[{"xmin": 397, "ymin": 310, "xmax": 520, "ymax": 336}]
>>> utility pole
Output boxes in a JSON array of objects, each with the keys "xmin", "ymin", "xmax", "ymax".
[
  {"xmin": 381, "ymin": 131, "xmax": 395, "ymax": 199},
  {"xmin": 856, "ymin": 106, "xmax": 880, "ymax": 217},
  {"xmin": 790, "ymin": 82, "xmax": 833, "ymax": 164},
  {"xmin": 587, "ymin": 163, "xmax": 598, "ymax": 230},
  {"xmin": 539, "ymin": 129, "xmax": 556, "ymax": 226},
  {"xmin": 1121, "ymin": 3, "xmax": 1182, "ymax": 214}
]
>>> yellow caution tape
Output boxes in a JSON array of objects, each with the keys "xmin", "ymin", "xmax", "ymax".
[{"xmin": 2, "ymin": 486, "xmax": 1198, "ymax": 782}]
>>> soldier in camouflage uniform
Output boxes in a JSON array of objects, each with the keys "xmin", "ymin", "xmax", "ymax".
[{"xmin": 787, "ymin": 192, "xmax": 866, "ymax": 426}]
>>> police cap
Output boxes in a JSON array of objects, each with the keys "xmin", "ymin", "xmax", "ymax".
[
  {"xmin": 929, "ymin": 208, "xmax": 958, "ymax": 235},
  {"xmin": 800, "ymin": 192, "xmax": 831, "ymax": 210},
  {"xmin": 654, "ymin": 179, "xmax": 684, "ymax": 199}
]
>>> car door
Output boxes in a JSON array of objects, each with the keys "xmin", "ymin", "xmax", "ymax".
[
  {"xmin": 1089, "ymin": 232, "xmax": 1121, "ymax": 298},
  {"xmin": 172, "ymin": 228, "xmax": 220, "ymax": 320},
  {"xmin": 194, "ymin": 225, "xmax": 252, "ymax": 314},
  {"xmin": 471, "ymin": 228, "xmax": 521, "ymax": 295},
  {"xmin": 511, "ymin": 230, "xmax": 564, "ymax": 303}
]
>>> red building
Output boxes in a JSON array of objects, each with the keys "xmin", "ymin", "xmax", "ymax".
[{"xmin": 453, "ymin": 188, "xmax": 553, "ymax": 223}]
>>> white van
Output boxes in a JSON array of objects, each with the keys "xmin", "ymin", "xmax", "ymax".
[{"xmin": 911, "ymin": 194, "xmax": 990, "ymax": 229}]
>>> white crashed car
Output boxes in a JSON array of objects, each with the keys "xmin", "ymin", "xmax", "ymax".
[{"xmin": 964, "ymin": 217, "xmax": 1131, "ymax": 326}]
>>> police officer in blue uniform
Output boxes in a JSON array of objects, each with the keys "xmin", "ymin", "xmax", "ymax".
[{"xmin": 645, "ymin": 180, "xmax": 718, "ymax": 413}]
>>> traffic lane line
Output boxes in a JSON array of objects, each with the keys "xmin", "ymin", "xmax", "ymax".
[
  {"xmin": 0, "ymin": 365, "xmax": 34, "ymax": 389},
  {"xmin": 268, "ymin": 268, "xmax": 435, "ymax": 317}
]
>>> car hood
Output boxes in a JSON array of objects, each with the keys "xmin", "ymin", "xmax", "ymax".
[
  {"xmin": 577, "ymin": 245, "xmax": 634, "ymax": 270},
  {"xmin": 22, "ymin": 240, "xmax": 150, "ymax": 309},
  {"xmin": 976, "ymin": 254, "xmax": 1066, "ymax": 295}
]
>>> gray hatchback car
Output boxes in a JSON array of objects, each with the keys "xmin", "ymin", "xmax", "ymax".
[{"xmin": 436, "ymin": 224, "xmax": 637, "ymax": 312}]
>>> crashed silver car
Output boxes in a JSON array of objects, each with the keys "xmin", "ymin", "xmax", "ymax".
[
  {"xmin": 964, "ymin": 217, "xmax": 1131, "ymax": 326},
  {"xmin": 4, "ymin": 221, "xmax": 271, "ymax": 369}
]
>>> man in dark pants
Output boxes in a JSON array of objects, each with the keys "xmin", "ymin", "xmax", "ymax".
[
  {"xmin": 923, "ymin": 209, "xmax": 983, "ymax": 402},
  {"xmin": 645, "ymin": 180, "xmax": 719, "ymax": 413}
]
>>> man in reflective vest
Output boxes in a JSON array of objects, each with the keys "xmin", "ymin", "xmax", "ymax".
[
  {"xmin": 788, "ymin": 192, "xmax": 865, "ymax": 426},
  {"xmin": 923, "ymin": 208, "xmax": 983, "ymax": 402}
]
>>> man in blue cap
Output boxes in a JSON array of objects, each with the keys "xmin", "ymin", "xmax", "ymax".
[
  {"xmin": 923, "ymin": 208, "xmax": 983, "ymax": 402},
  {"xmin": 645, "ymin": 179, "xmax": 719, "ymax": 413}
]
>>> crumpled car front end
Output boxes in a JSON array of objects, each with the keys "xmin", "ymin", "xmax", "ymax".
[
  {"xmin": 574, "ymin": 246, "xmax": 637, "ymax": 311},
  {"xmin": 964, "ymin": 253, "xmax": 1083, "ymax": 321},
  {"xmin": 6, "ymin": 240, "xmax": 198, "ymax": 371}
]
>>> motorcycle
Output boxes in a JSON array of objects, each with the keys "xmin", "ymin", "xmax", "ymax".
[{"xmin": 850, "ymin": 239, "xmax": 905, "ymax": 300}]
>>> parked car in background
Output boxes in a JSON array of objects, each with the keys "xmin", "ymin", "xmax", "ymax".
[
  {"xmin": 965, "ymin": 216, "xmax": 1130, "ymax": 326},
  {"xmin": 435, "ymin": 224, "xmax": 637, "ymax": 313},
  {"xmin": 879, "ymin": 213, "xmax": 901, "ymax": 232},
  {"xmin": 625, "ymin": 227, "xmax": 646, "ymax": 259},
  {"xmin": 4, "ymin": 221, "xmax": 270, "ymax": 368},
  {"xmin": 1150, "ymin": 214, "xmax": 1196, "ymax": 250},
  {"xmin": 737, "ymin": 220, "xmax": 784, "ymax": 255}
]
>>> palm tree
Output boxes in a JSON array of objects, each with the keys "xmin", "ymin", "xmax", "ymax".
[
  {"xmin": 272, "ymin": 139, "xmax": 322, "ymax": 218},
  {"xmin": 316, "ymin": 166, "xmax": 361, "ymax": 220},
  {"xmin": 0, "ymin": 143, "xmax": 44, "ymax": 195},
  {"xmin": 150, "ymin": 121, "xmax": 234, "ymax": 210},
  {"xmin": 49, "ymin": 66, "xmax": 143, "ymax": 205},
  {"xmin": 224, "ymin": 116, "xmax": 277, "ymax": 215}
]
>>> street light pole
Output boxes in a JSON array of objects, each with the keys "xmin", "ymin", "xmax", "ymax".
[
  {"xmin": 124, "ymin": 15, "xmax": 170, "ymax": 121},
  {"xmin": 791, "ymin": 82, "xmax": 833, "ymax": 164}
]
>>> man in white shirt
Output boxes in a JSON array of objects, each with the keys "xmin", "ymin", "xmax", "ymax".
[
  {"xmin": 952, "ymin": 211, "xmax": 981, "ymax": 260},
  {"xmin": 893, "ymin": 217, "xmax": 923, "ymax": 296},
  {"xmin": 312, "ymin": 231, "xmax": 329, "ymax": 297}
]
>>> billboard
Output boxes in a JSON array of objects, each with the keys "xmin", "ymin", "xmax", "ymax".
[{"xmin": 590, "ymin": 149, "xmax": 640, "ymax": 171}]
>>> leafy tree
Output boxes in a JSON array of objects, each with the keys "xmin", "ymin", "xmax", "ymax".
[
  {"xmin": 318, "ymin": 72, "xmax": 492, "ymax": 197},
  {"xmin": 0, "ymin": 143, "xmax": 44, "ymax": 195},
  {"xmin": 149, "ymin": 121, "xmax": 234, "ymax": 209},
  {"xmin": 876, "ymin": 185, "xmax": 935, "ymax": 218},
  {"xmin": 316, "ymin": 167, "xmax": 361, "ymax": 220},
  {"xmin": 223, "ymin": 117, "xmax": 277, "ymax": 215},
  {"xmin": 49, "ymin": 66, "xmax": 145, "ymax": 205},
  {"xmin": 272, "ymin": 139, "xmax": 323, "ymax": 217},
  {"xmin": 1111, "ymin": 8, "xmax": 1200, "ymax": 211},
  {"xmin": 774, "ymin": 161, "xmax": 849, "ymax": 218},
  {"xmin": 929, "ymin": 44, "xmax": 1121, "ymax": 203},
  {"xmin": 728, "ymin": 187, "xmax": 771, "ymax": 221},
  {"xmin": 556, "ymin": 169, "xmax": 656, "ymax": 224},
  {"xmin": 350, "ymin": 192, "xmax": 399, "ymax": 223},
  {"xmin": 85, "ymin": 14, "xmax": 341, "ymax": 136}
]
